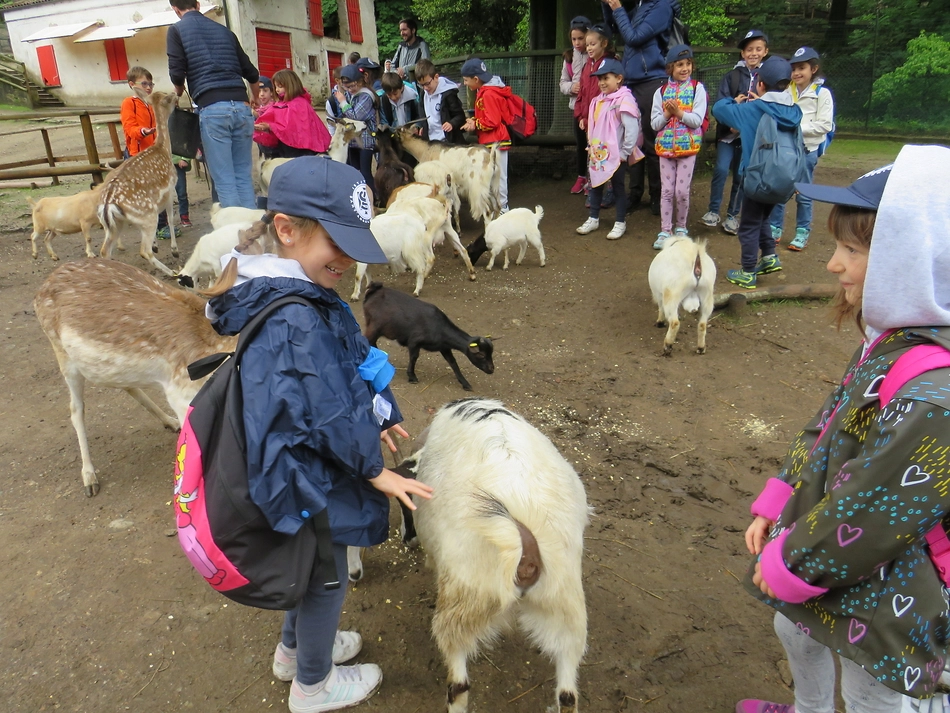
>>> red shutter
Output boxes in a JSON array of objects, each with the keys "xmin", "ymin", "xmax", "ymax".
[
  {"xmin": 36, "ymin": 45, "xmax": 60, "ymax": 86},
  {"xmin": 327, "ymin": 50, "xmax": 342, "ymax": 90},
  {"xmin": 255, "ymin": 28, "xmax": 293, "ymax": 78},
  {"xmin": 345, "ymin": 0, "xmax": 363, "ymax": 43},
  {"xmin": 308, "ymin": 0, "xmax": 324, "ymax": 36},
  {"xmin": 104, "ymin": 38, "xmax": 129, "ymax": 82}
]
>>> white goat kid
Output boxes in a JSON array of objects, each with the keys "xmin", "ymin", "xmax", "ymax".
[
  {"xmin": 28, "ymin": 184, "xmax": 106, "ymax": 261},
  {"xmin": 98, "ymin": 89, "xmax": 180, "ymax": 276},
  {"xmin": 34, "ymin": 259, "xmax": 235, "ymax": 496},
  {"xmin": 326, "ymin": 118, "xmax": 366, "ymax": 163},
  {"xmin": 350, "ymin": 211, "xmax": 434, "ymax": 300},
  {"xmin": 209, "ymin": 202, "xmax": 266, "ymax": 230},
  {"xmin": 412, "ymin": 159, "xmax": 462, "ymax": 232},
  {"xmin": 484, "ymin": 205, "xmax": 546, "ymax": 271},
  {"xmin": 406, "ymin": 398, "xmax": 589, "ymax": 713},
  {"xmin": 647, "ymin": 235, "xmax": 717, "ymax": 355},
  {"xmin": 177, "ymin": 221, "xmax": 254, "ymax": 289}
]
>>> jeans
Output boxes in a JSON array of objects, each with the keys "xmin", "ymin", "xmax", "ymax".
[
  {"xmin": 770, "ymin": 149, "xmax": 819, "ymax": 231},
  {"xmin": 627, "ymin": 79, "xmax": 664, "ymax": 206},
  {"xmin": 199, "ymin": 101, "xmax": 256, "ymax": 209},
  {"xmin": 708, "ymin": 139, "xmax": 743, "ymax": 217},
  {"xmin": 588, "ymin": 163, "xmax": 627, "ymax": 222},
  {"xmin": 737, "ymin": 193, "xmax": 777, "ymax": 271},
  {"xmin": 158, "ymin": 164, "xmax": 190, "ymax": 228}
]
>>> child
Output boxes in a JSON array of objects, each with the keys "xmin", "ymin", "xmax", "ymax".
[
  {"xmin": 355, "ymin": 57, "xmax": 383, "ymax": 96},
  {"xmin": 739, "ymin": 145, "xmax": 950, "ymax": 712},
  {"xmin": 575, "ymin": 23, "xmax": 617, "ymax": 209},
  {"xmin": 712, "ymin": 57, "xmax": 802, "ymax": 289},
  {"xmin": 255, "ymin": 76, "xmax": 274, "ymax": 117},
  {"xmin": 335, "ymin": 64, "xmax": 378, "ymax": 194},
  {"xmin": 560, "ymin": 15, "xmax": 592, "ymax": 194},
  {"xmin": 325, "ymin": 66, "xmax": 345, "ymax": 122},
  {"xmin": 460, "ymin": 57, "xmax": 512, "ymax": 213},
  {"xmin": 650, "ymin": 44, "xmax": 707, "ymax": 249},
  {"xmin": 769, "ymin": 46, "xmax": 835, "ymax": 251},
  {"xmin": 701, "ymin": 29, "xmax": 770, "ymax": 235},
  {"xmin": 203, "ymin": 157, "xmax": 433, "ymax": 713},
  {"xmin": 414, "ymin": 58, "xmax": 466, "ymax": 144},
  {"xmin": 380, "ymin": 71, "xmax": 421, "ymax": 128},
  {"xmin": 575, "ymin": 57, "xmax": 640, "ymax": 240},
  {"xmin": 254, "ymin": 69, "xmax": 331, "ymax": 158}
]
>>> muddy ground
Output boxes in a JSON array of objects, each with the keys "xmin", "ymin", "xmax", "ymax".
[{"xmin": 0, "ymin": 119, "xmax": 902, "ymax": 712}]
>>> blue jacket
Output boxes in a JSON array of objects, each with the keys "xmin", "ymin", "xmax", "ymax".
[
  {"xmin": 712, "ymin": 94, "xmax": 803, "ymax": 174},
  {"xmin": 602, "ymin": 0, "xmax": 676, "ymax": 85},
  {"xmin": 209, "ymin": 270, "xmax": 402, "ymax": 547}
]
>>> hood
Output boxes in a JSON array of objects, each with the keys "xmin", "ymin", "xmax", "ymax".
[
  {"xmin": 207, "ymin": 251, "xmax": 341, "ymax": 334},
  {"xmin": 396, "ymin": 82, "xmax": 418, "ymax": 106},
  {"xmin": 430, "ymin": 75, "xmax": 459, "ymax": 97},
  {"xmin": 863, "ymin": 145, "xmax": 950, "ymax": 331},
  {"xmin": 757, "ymin": 92, "xmax": 801, "ymax": 130},
  {"xmin": 485, "ymin": 75, "xmax": 506, "ymax": 88}
]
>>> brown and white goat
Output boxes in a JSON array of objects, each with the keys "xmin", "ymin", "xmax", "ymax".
[
  {"xmin": 373, "ymin": 125, "xmax": 414, "ymax": 207},
  {"xmin": 34, "ymin": 259, "xmax": 235, "ymax": 496},
  {"xmin": 28, "ymin": 183, "xmax": 107, "ymax": 261},
  {"xmin": 98, "ymin": 89, "xmax": 180, "ymax": 276},
  {"xmin": 326, "ymin": 117, "xmax": 366, "ymax": 163}
]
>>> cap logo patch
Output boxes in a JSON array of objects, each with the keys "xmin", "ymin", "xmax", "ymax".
[
  {"xmin": 351, "ymin": 183, "xmax": 372, "ymax": 223},
  {"xmin": 480, "ymin": 61, "xmax": 487, "ymax": 73},
  {"xmin": 745, "ymin": 30, "xmax": 754, "ymax": 38},
  {"xmin": 794, "ymin": 47, "xmax": 805, "ymax": 57},
  {"xmin": 598, "ymin": 58, "xmax": 605, "ymax": 69}
]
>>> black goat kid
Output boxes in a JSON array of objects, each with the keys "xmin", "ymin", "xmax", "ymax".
[{"xmin": 373, "ymin": 126, "xmax": 414, "ymax": 207}]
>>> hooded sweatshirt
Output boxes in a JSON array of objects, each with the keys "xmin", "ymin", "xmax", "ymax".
[
  {"xmin": 381, "ymin": 81, "xmax": 421, "ymax": 128},
  {"xmin": 421, "ymin": 76, "xmax": 466, "ymax": 143},
  {"xmin": 743, "ymin": 145, "xmax": 950, "ymax": 698},
  {"xmin": 712, "ymin": 90, "xmax": 803, "ymax": 175},
  {"xmin": 253, "ymin": 91, "xmax": 331, "ymax": 153},
  {"xmin": 473, "ymin": 76, "xmax": 512, "ymax": 147},
  {"xmin": 560, "ymin": 47, "xmax": 587, "ymax": 111},
  {"xmin": 207, "ymin": 252, "xmax": 402, "ymax": 546}
]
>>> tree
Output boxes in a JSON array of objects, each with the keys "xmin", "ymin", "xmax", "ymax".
[
  {"xmin": 375, "ymin": 0, "xmax": 415, "ymax": 61},
  {"xmin": 409, "ymin": 0, "xmax": 529, "ymax": 55},
  {"xmin": 680, "ymin": 0, "xmax": 735, "ymax": 47},
  {"xmin": 872, "ymin": 32, "xmax": 950, "ymax": 125}
]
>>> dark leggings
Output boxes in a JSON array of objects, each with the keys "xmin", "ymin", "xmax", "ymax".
[
  {"xmin": 588, "ymin": 163, "xmax": 627, "ymax": 222},
  {"xmin": 573, "ymin": 115, "xmax": 587, "ymax": 177},
  {"xmin": 348, "ymin": 146, "xmax": 376, "ymax": 195}
]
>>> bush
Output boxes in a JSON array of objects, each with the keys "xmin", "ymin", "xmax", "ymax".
[{"xmin": 872, "ymin": 32, "xmax": 950, "ymax": 125}]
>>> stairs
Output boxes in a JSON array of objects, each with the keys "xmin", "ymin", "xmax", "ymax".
[
  {"xmin": 34, "ymin": 86, "xmax": 64, "ymax": 107},
  {"xmin": 0, "ymin": 53, "xmax": 64, "ymax": 108}
]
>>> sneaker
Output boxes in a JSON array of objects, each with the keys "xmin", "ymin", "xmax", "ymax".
[
  {"xmin": 701, "ymin": 211, "xmax": 721, "ymax": 227},
  {"xmin": 726, "ymin": 268, "xmax": 757, "ymax": 289},
  {"xmin": 788, "ymin": 228, "xmax": 810, "ymax": 251},
  {"xmin": 576, "ymin": 218, "xmax": 600, "ymax": 235},
  {"xmin": 722, "ymin": 216, "xmax": 739, "ymax": 235},
  {"xmin": 570, "ymin": 176, "xmax": 586, "ymax": 194},
  {"xmin": 653, "ymin": 231, "xmax": 671, "ymax": 250},
  {"xmin": 273, "ymin": 632, "xmax": 364, "ymax": 682},
  {"xmin": 600, "ymin": 184, "xmax": 615, "ymax": 209},
  {"xmin": 771, "ymin": 225, "xmax": 783, "ymax": 243},
  {"xmin": 673, "ymin": 227, "xmax": 689, "ymax": 236},
  {"xmin": 736, "ymin": 700, "xmax": 795, "ymax": 713},
  {"xmin": 156, "ymin": 226, "xmax": 171, "ymax": 240},
  {"xmin": 289, "ymin": 664, "xmax": 383, "ymax": 713},
  {"xmin": 754, "ymin": 254, "xmax": 783, "ymax": 274},
  {"xmin": 179, "ymin": 214, "xmax": 192, "ymax": 228},
  {"xmin": 606, "ymin": 222, "xmax": 626, "ymax": 240}
]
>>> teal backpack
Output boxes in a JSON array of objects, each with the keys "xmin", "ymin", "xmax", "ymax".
[{"xmin": 743, "ymin": 113, "xmax": 808, "ymax": 205}]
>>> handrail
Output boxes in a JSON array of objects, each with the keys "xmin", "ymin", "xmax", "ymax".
[{"xmin": 0, "ymin": 108, "xmax": 120, "ymax": 121}]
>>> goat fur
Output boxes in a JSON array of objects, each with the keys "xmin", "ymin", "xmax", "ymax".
[
  {"xmin": 484, "ymin": 205, "xmax": 546, "ymax": 271},
  {"xmin": 28, "ymin": 184, "xmax": 106, "ymax": 261},
  {"xmin": 647, "ymin": 236, "xmax": 716, "ymax": 355}
]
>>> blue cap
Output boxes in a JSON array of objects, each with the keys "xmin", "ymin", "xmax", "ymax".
[
  {"xmin": 258, "ymin": 76, "xmax": 273, "ymax": 90},
  {"xmin": 791, "ymin": 46, "xmax": 820, "ymax": 64},
  {"xmin": 589, "ymin": 22, "xmax": 612, "ymax": 40},
  {"xmin": 591, "ymin": 57, "xmax": 624, "ymax": 77},
  {"xmin": 355, "ymin": 57, "xmax": 380, "ymax": 70},
  {"xmin": 570, "ymin": 15, "xmax": 592, "ymax": 29},
  {"xmin": 665, "ymin": 44, "xmax": 693, "ymax": 64},
  {"xmin": 757, "ymin": 56, "xmax": 792, "ymax": 89},
  {"xmin": 340, "ymin": 64, "xmax": 361, "ymax": 83},
  {"xmin": 267, "ymin": 157, "xmax": 387, "ymax": 264},
  {"xmin": 738, "ymin": 29, "xmax": 768, "ymax": 49},
  {"xmin": 460, "ymin": 57, "xmax": 493, "ymax": 83},
  {"xmin": 796, "ymin": 164, "xmax": 893, "ymax": 210}
]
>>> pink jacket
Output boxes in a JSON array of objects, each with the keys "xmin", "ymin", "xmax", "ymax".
[
  {"xmin": 254, "ymin": 92, "xmax": 331, "ymax": 153},
  {"xmin": 586, "ymin": 86, "xmax": 641, "ymax": 187}
]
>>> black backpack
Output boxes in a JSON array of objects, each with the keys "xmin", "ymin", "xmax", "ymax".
[{"xmin": 173, "ymin": 296, "xmax": 339, "ymax": 610}]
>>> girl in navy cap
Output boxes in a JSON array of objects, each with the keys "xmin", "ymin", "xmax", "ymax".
[
  {"xmin": 203, "ymin": 157, "xmax": 433, "ymax": 713},
  {"xmin": 739, "ymin": 145, "xmax": 950, "ymax": 712},
  {"xmin": 335, "ymin": 64, "xmax": 379, "ymax": 194}
]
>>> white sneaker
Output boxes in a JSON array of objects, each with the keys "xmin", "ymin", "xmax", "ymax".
[
  {"xmin": 289, "ymin": 664, "xmax": 383, "ymax": 713},
  {"xmin": 606, "ymin": 221, "xmax": 626, "ymax": 240},
  {"xmin": 273, "ymin": 632, "xmax": 364, "ymax": 682},
  {"xmin": 701, "ymin": 211, "xmax": 720, "ymax": 227},
  {"xmin": 722, "ymin": 215, "xmax": 739, "ymax": 235},
  {"xmin": 576, "ymin": 217, "xmax": 599, "ymax": 235}
]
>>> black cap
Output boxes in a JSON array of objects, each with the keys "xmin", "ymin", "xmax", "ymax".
[
  {"xmin": 258, "ymin": 76, "xmax": 273, "ymax": 90},
  {"xmin": 355, "ymin": 57, "xmax": 380, "ymax": 70},
  {"xmin": 460, "ymin": 57, "xmax": 493, "ymax": 83},
  {"xmin": 757, "ymin": 56, "xmax": 792, "ymax": 89}
]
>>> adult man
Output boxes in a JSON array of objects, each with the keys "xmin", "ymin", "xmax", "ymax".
[
  {"xmin": 167, "ymin": 0, "xmax": 260, "ymax": 208},
  {"xmin": 388, "ymin": 18, "xmax": 430, "ymax": 80},
  {"xmin": 602, "ymin": 0, "xmax": 676, "ymax": 215}
]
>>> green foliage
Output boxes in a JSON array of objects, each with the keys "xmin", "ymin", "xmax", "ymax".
[
  {"xmin": 375, "ymin": 0, "xmax": 415, "ymax": 60},
  {"xmin": 681, "ymin": 0, "xmax": 735, "ymax": 47},
  {"xmin": 849, "ymin": 0, "xmax": 950, "ymax": 75},
  {"xmin": 409, "ymin": 0, "xmax": 530, "ymax": 56},
  {"xmin": 872, "ymin": 32, "xmax": 950, "ymax": 126},
  {"xmin": 323, "ymin": 0, "xmax": 340, "ymax": 39}
]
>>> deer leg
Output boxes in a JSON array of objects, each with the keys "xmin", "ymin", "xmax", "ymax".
[
  {"xmin": 100, "ymin": 227, "xmax": 116, "ymax": 258},
  {"xmin": 167, "ymin": 194, "xmax": 179, "ymax": 258},
  {"xmin": 61, "ymin": 367, "xmax": 99, "ymax": 496},
  {"xmin": 123, "ymin": 388, "xmax": 180, "ymax": 431},
  {"xmin": 139, "ymin": 225, "xmax": 175, "ymax": 277},
  {"xmin": 346, "ymin": 546, "xmax": 363, "ymax": 582}
]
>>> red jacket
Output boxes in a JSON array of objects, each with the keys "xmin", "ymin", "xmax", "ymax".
[
  {"xmin": 473, "ymin": 84, "xmax": 512, "ymax": 147},
  {"xmin": 574, "ymin": 52, "xmax": 616, "ymax": 121}
]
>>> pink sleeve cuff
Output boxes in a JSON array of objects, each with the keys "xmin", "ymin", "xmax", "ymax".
[
  {"xmin": 751, "ymin": 478, "xmax": 794, "ymax": 521},
  {"xmin": 760, "ymin": 531, "xmax": 829, "ymax": 604}
]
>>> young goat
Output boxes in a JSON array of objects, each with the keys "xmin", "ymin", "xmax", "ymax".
[
  {"xmin": 484, "ymin": 205, "xmax": 546, "ymax": 271},
  {"xmin": 28, "ymin": 183, "xmax": 106, "ymax": 261},
  {"xmin": 373, "ymin": 125, "xmax": 414, "ymax": 207},
  {"xmin": 326, "ymin": 117, "xmax": 366, "ymax": 163},
  {"xmin": 412, "ymin": 159, "xmax": 461, "ymax": 233},
  {"xmin": 389, "ymin": 182, "xmax": 475, "ymax": 278},
  {"xmin": 647, "ymin": 236, "xmax": 717, "ymax": 355},
  {"xmin": 403, "ymin": 398, "xmax": 589, "ymax": 713},
  {"xmin": 351, "ymin": 211, "xmax": 435, "ymax": 300},
  {"xmin": 177, "ymin": 221, "xmax": 254, "ymax": 289},
  {"xmin": 34, "ymin": 259, "xmax": 235, "ymax": 496},
  {"xmin": 362, "ymin": 283, "xmax": 493, "ymax": 390},
  {"xmin": 209, "ymin": 203, "xmax": 266, "ymax": 231},
  {"xmin": 98, "ymin": 89, "xmax": 180, "ymax": 276}
]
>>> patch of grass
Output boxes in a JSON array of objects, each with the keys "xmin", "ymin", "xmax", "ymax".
[
  {"xmin": 0, "ymin": 104, "xmax": 33, "ymax": 113},
  {"xmin": 821, "ymin": 139, "xmax": 902, "ymax": 168}
]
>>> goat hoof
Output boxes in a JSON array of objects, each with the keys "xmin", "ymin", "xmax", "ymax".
[
  {"xmin": 172, "ymin": 249, "xmax": 180, "ymax": 258},
  {"xmin": 408, "ymin": 376, "xmax": 419, "ymax": 384},
  {"xmin": 347, "ymin": 568, "xmax": 363, "ymax": 583},
  {"xmin": 461, "ymin": 383, "xmax": 473, "ymax": 391},
  {"xmin": 661, "ymin": 347, "xmax": 673, "ymax": 357},
  {"xmin": 84, "ymin": 482, "xmax": 100, "ymax": 497},
  {"xmin": 655, "ymin": 321, "xmax": 667, "ymax": 328},
  {"xmin": 152, "ymin": 244, "xmax": 159, "ymax": 254},
  {"xmin": 696, "ymin": 347, "xmax": 706, "ymax": 355}
]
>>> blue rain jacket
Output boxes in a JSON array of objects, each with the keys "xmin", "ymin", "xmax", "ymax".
[
  {"xmin": 209, "ymin": 274, "xmax": 402, "ymax": 547},
  {"xmin": 602, "ymin": 0, "xmax": 676, "ymax": 85},
  {"xmin": 711, "ymin": 94, "xmax": 803, "ymax": 175}
]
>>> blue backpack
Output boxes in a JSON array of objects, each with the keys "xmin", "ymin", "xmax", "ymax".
[
  {"xmin": 816, "ymin": 84, "xmax": 836, "ymax": 157},
  {"xmin": 743, "ymin": 112, "xmax": 808, "ymax": 205}
]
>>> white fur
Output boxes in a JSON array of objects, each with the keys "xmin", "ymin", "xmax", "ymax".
[
  {"xmin": 412, "ymin": 159, "xmax": 462, "ymax": 231},
  {"xmin": 326, "ymin": 118, "xmax": 366, "ymax": 163},
  {"xmin": 177, "ymin": 221, "xmax": 253, "ymax": 287},
  {"xmin": 484, "ymin": 205, "xmax": 546, "ymax": 271},
  {"xmin": 28, "ymin": 184, "xmax": 105, "ymax": 261},
  {"xmin": 209, "ymin": 203, "xmax": 265, "ymax": 231}
]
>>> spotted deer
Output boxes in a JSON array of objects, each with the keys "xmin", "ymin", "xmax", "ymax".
[
  {"xmin": 98, "ymin": 89, "xmax": 181, "ymax": 276},
  {"xmin": 34, "ymin": 259, "xmax": 235, "ymax": 496}
]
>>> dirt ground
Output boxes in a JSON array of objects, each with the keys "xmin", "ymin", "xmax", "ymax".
[{"xmin": 0, "ymin": 120, "xmax": 902, "ymax": 713}]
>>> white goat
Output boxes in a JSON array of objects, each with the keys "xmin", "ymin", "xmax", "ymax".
[
  {"xmin": 259, "ymin": 157, "xmax": 292, "ymax": 196},
  {"xmin": 484, "ymin": 205, "xmax": 546, "ymax": 271},
  {"xmin": 350, "ymin": 211, "xmax": 435, "ymax": 300},
  {"xmin": 177, "ymin": 221, "xmax": 254, "ymax": 289},
  {"xmin": 34, "ymin": 259, "xmax": 235, "ymax": 496},
  {"xmin": 389, "ymin": 182, "xmax": 475, "ymax": 278},
  {"xmin": 402, "ymin": 398, "xmax": 589, "ymax": 713},
  {"xmin": 28, "ymin": 184, "xmax": 107, "ymax": 261},
  {"xmin": 409, "ymin": 159, "xmax": 462, "ymax": 233},
  {"xmin": 210, "ymin": 203, "xmax": 265, "ymax": 231},
  {"xmin": 647, "ymin": 235, "xmax": 717, "ymax": 355},
  {"xmin": 326, "ymin": 118, "xmax": 366, "ymax": 163}
]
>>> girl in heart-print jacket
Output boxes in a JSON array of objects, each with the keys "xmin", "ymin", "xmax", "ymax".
[{"xmin": 741, "ymin": 145, "xmax": 950, "ymax": 703}]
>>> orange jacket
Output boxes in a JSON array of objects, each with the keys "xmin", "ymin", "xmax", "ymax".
[
  {"xmin": 473, "ymin": 84, "xmax": 512, "ymax": 147},
  {"xmin": 120, "ymin": 95, "xmax": 156, "ymax": 156}
]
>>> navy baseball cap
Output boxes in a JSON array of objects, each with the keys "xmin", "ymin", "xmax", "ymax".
[
  {"xmin": 355, "ymin": 57, "xmax": 380, "ymax": 70},
  {"xmin": 591, "ymin": 57, "xmax": 624, "ymax": 77},
  {"xmin": 665, "ymin": 44, "xmax": 693, "ymax": 64},
  {"xmin": 570, "ymin": 15, "xmax": 592, "ymax": 29},
  {"xmin": 258, "ymin": 76, "xmax": 273, "ymax": 90},
  {"xmin": 738, "ymin": 29, "xmax": 768, "ymax": 49},
  {"xmin": 791, "ymin": 46, "xmax": 820, "ymax": 64},
  {"xmin": 460, "ymin": 57, "xmax": 493, "ymax": 83},
  {"xmin": 796, "ymin": 164, "xmax": 893, "ymax": 210},
  {"xmin": 589, "ymin": 22, "xmax": 612, "ymax": 40},
  {"xmin": 267, "ymin": 157, "xmax": 386, "ymax": 264},
  {"xmin": 757, "ymin": 56, "xmax": 791, "ymax": 89},
  {"xmin": 340, "ymin": 64, "xmax": 361, "ymax": 83}
]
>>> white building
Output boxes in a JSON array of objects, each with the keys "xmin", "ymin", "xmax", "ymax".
[{"xmin": 2, "ymin": 0, "xmax": 378, "ymax": 106}]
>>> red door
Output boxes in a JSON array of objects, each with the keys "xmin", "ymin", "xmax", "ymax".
[
  {"xmin": 327, "ymin": 51, "xmax": 342, "ymax": 91},
  {"xmin": 255, "ymin": 28, "xmax": 293, "ymax": 79},
  {"xmin": 36, "ymin": 45, "xmax": 60, "ymax": 87}
]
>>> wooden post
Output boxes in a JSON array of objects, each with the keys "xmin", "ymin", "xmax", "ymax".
[
  {"xmin": 106, "ymin": 121, "xmax": 123, "ymax": 160},
  {"xmin": 79, "ymin": 112, "xmax": 103, "ymax": 184},
  {"xmin": 40, "ymin": 128, "xmax": 59, "ymax": 186}
]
